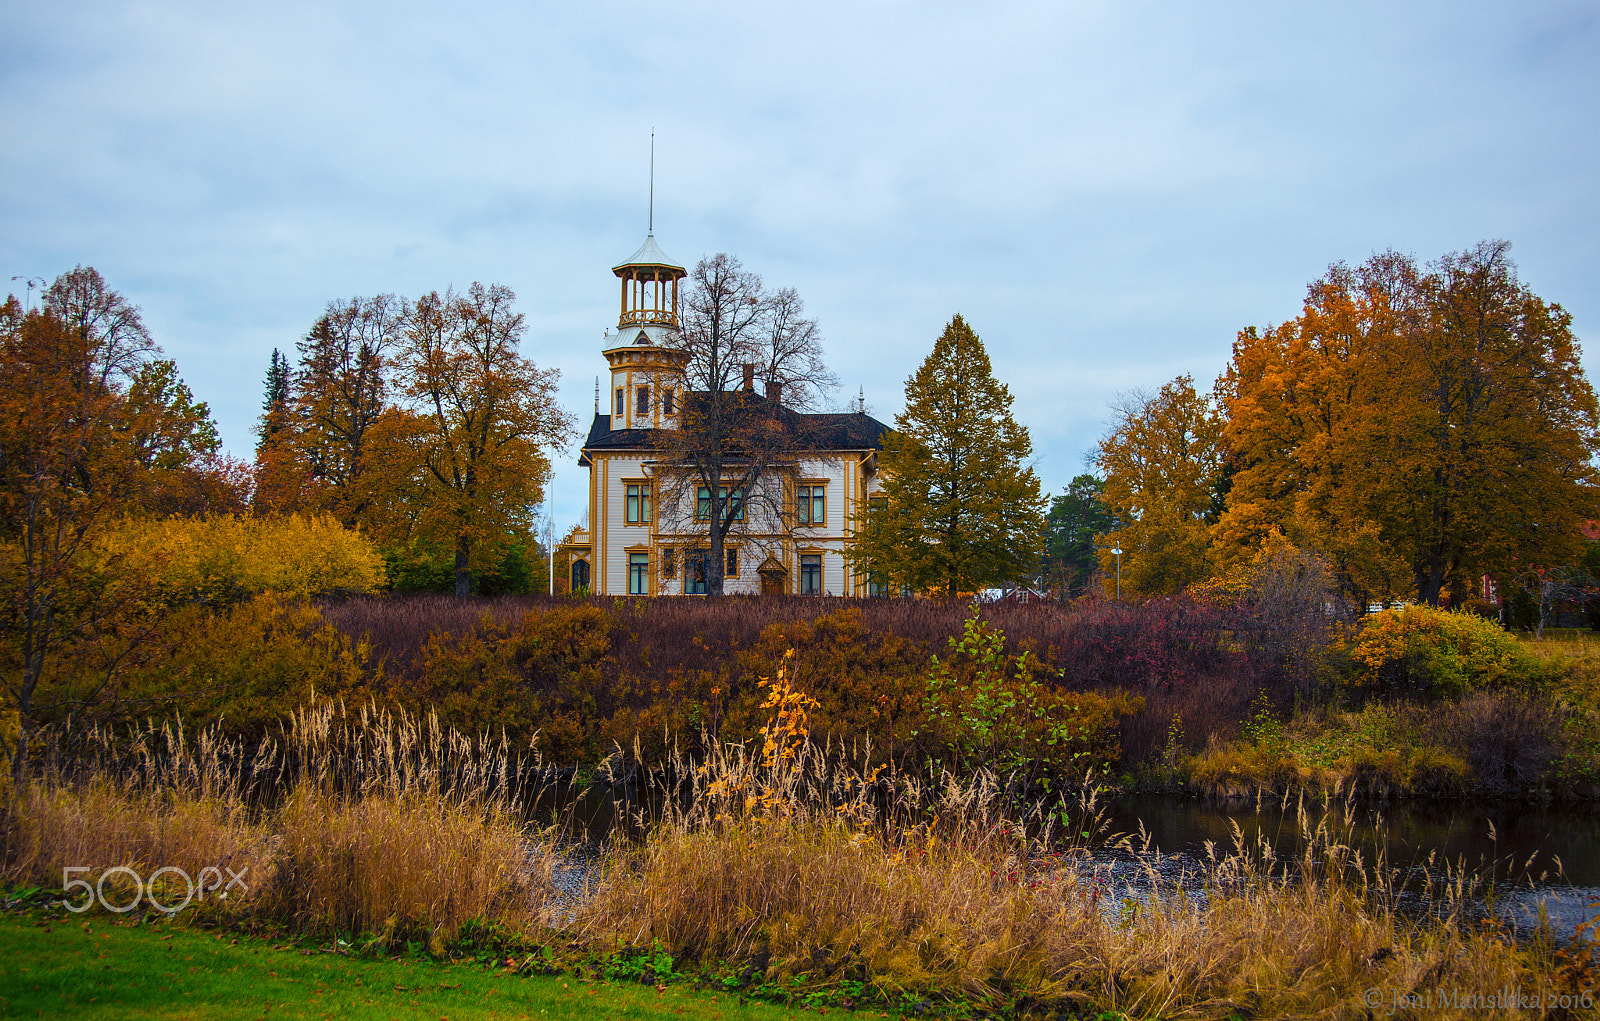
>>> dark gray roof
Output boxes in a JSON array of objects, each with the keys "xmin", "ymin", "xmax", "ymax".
[{"xmin": 579, "ymin": 407, "xmax": 890, "ymax": 464}]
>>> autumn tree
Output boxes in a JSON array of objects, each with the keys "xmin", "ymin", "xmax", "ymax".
[
  {"xmin": 1043, "ymin": 473, "xmax": 1114, "ymax": 598},
  {"xmin": 0, "ymin": 272, "xmax": 224, "ymax": 776},
  {"xmin": 43, "ymin": 265, "xmax": 156, "ymax": 387},
  {"xmin": 1215, "ymin": 242, "xmax": 1599, "ymax": 607},
  {"xmin": 1371, "ymin": 242, "xmax": 1597, "ymax": 604},
  {"xmin": 369, "ymin": 283, "xmax": 572, "ymax": 596},
  {"xmin": 1093, "ymin": 375, "xmax": 1226, "ymax": 596},
  {"xmin": 652, "ymin": 254, "xmax": 836, "ymax": 596},
  {"xmin": 851, "ymin": 314, "xmax": 1044, "ymax": 596},
  {"xmin": 1211, "ymin": 265, "xmax": 1410, "ymax": 603}
]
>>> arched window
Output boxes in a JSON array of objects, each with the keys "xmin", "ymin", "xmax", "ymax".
[{"xmin": 571, "ymin": 559, "xmax": 590, "ymax": 592}]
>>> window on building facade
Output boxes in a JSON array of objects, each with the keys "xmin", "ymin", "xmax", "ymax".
[
  {"xmin": 662, "ymin": 388, "xmax": 675, "ymax": 415},
  {"xmin": 869, "ymin": 496, "xmax": 887, "ymax": 516},
  {"xmin": 684, "ymin": 549, "xmax": 709, "ymax": 594},
  {"xmin": 626, "ymin": 483, "xmax": 652, "ymax": 524},
  {"xmin": 636, "ymin": 386, "xmax": 650, "ymax": 415},
  {"xmin": 615, "ymin": 388, "xmax": 624, "ymax": 417},
  {"xmin": 798, "ymin": 484, "xmax": 826, "ymax": 526},
  {"xmin": 800, "ymin": 554, "xmax": 823, "ymax": 595},
  {"xmin": 726, "ymin": 548, "xmax": 739, "ymax": 577},
  {"xmin": 571, "ymin": 559, "xmax": 590, "ymax": 592},
  {"xmin": 628, "ymin": 552, "xmax": 649, "ymax": 595},
  {"xmin": 867, "ymin": 569, "xmax": 888, "ymax": 598},
  {"xmin": 661, "ymin": 546, "xmax": 676, "ymax": 579},
  {"xmin": 695, "ymin": 486, "xmax": 745, "ymax": 522}
]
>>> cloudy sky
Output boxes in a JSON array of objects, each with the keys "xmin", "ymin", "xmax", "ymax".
[{"xmin": 4, "ymin": 1, "xmax": 1597, "ymax": 530}]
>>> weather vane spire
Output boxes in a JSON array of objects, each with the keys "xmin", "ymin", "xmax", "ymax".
[{"xmin": 648, "ymin": 130, "xmax": 655, "ymax": 235}]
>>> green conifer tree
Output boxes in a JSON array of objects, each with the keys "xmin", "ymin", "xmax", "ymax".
[
  {"xmin": 851, "ymin": 314, "xmax": 1045, "ymax": 596},
  {"xmin": 1044, "ymin": 473, "xmax": 1115, "ymax": 597},
  {"xmin": 256, "ymin": 348, "xmax": 291, "ymax": 453}
]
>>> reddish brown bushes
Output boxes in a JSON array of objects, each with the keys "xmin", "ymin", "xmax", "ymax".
[{"xmin": 312, "ymin": 593, "xmax": 1301, "ymax": 770}]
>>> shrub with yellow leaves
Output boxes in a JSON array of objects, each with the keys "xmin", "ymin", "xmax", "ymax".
[
  {"xmin": 758, "ymin": 649, "xmax": 819, "ymax": 771},
  {"xmin": 1342, "ymin": 603, "xmax": 1553, "ymax": 698},
  {"xmin": 96, "ymin": 513, "xmax": 386, "ymax": 603}
]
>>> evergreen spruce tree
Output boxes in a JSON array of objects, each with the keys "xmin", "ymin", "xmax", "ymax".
[
  {"xmin": 1044, "ymin": 473, "xmax": 1115, "ymax": 597},
  {"xmin": 852, "ymin": 314, "xmax": 1045, "ymax": 596},
  {"xmin": 256, "ymin": 348, "xmax": 291, "ymax": 453}
]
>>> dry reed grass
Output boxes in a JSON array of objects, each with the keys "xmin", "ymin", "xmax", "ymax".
[
  {"xmin": 573, "ymin": 662, "xmax": 1576, "ymax": 1017},
  {"xmin": 3, "ymin": 703, "xmax": 562, "ymax": 945},
  {"xmin": 586, "ymin": 766, "xmax": 1561, "ymax": 1017}
]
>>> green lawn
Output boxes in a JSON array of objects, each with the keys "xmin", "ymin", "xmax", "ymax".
[{"xmin": 0, "ymin": 911, "xmax": 827, "ymax": 1021}]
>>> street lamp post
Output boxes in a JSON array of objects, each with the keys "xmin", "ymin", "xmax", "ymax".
[
  {"xmin": 10, "ymin": 276, "xmax": 44, "ymax": 312},
  {"xmin": 1111, "ymin": 545, "xmax": 1122, "ymax": 600},
  {"xmin": 546, "ymin": 508, "xmax": 556, "ymax": 596}
]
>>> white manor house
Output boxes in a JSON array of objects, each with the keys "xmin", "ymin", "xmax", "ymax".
[{"xmin": 561, "ymin": 232, "xmax": 891, "ymax": 597}]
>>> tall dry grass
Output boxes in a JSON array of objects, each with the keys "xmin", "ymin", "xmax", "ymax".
[
  {"xmin": 584, "ymin": 760, "xmax": 1564, "ymax": 1016},
  {"xmin": 570, "ymin": 662, "xmax": 1579, "ymax": 1017},
  {"xmin": 3, "ymin": 703, "xmax": 561, "ymax": 945}
]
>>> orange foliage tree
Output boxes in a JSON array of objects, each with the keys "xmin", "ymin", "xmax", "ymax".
[
  {"xmin": 1214, "ymin": 242, "xmax": 1600, "ymax": 607},
  {"xmin": 0, "ymin": 269, "xmax": 230, "ymax": 775},
  {"xmin": 364, "ymin": 283, "xmax": 572, "ymax": 596},
  {"xmin": 285, "ymin": 295, "xmax": 408, "ymax": 524}
]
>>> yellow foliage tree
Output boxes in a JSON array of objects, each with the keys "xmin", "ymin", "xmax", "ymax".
[{"xmin": 1093, "ymin": 375, "xmax": 1225, "ymax": 595}]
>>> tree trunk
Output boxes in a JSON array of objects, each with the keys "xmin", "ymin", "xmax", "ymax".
[
  {"xmin": 455, "ymin": 535, "xmax": 471, "ymax": 597},
  {"xmin": 708, "ymin": 509, "xmax": 725, "ymax": 597}
]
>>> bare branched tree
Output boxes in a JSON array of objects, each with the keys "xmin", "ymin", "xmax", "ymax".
[
  {"xmin": 43, "ymin": 265, "xmax": 157, "ymax": 387},
  {"xmin": 754, "ymin": 286, "xmax": 837, "ymax": 413},
  {"xmin": 652, "ymin": 254, "xmax": 837, "ymax": 596}
]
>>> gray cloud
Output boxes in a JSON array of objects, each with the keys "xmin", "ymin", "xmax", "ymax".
[{"xmin": 4, "ymin": 0, "xmax": 1595, "ymax": 529}]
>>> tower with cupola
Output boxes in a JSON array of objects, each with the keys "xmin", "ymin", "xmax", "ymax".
[{"xmin": 602, "ymin": 234, "xmax": 691, "ymax": 430}]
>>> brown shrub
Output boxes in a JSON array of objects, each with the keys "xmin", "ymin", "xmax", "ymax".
[{"xmin": 1433, "ymin": 690, "xmax": 1570, "ymax": 793}]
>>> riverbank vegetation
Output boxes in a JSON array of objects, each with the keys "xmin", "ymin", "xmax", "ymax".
[
  {"xmin": 10, "ymin": 579, "xmax": 1600, "ymax": 799},
  {"xmin": 7, "ymin": 690, "xmax": 1599, "ymax": 1019}
]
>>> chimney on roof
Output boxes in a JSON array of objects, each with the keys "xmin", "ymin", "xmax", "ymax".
[
  {"xmin": 766, "ymin": 379, "xmax": 783, "ymax": 406},
  {"xmin": 742, "ymin": 363, "xmax": 755, "ymax": 391}
]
